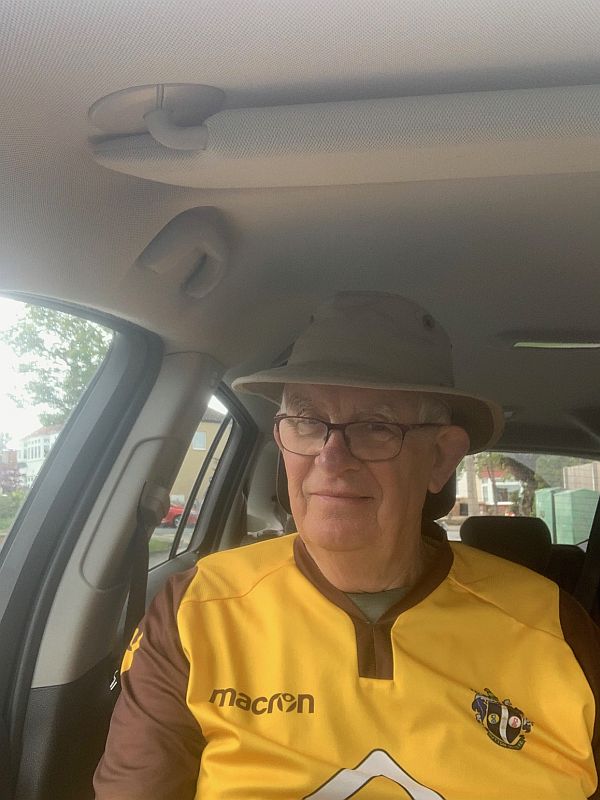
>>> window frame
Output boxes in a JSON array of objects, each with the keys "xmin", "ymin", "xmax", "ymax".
[
  {"xmin": 150, "ymin": 385, "xmax": 258, "ymax": 565},
  {"xmin": 168, "ymin": 412, "xmax": 233, "ymax": 559},
  {"xmin": 194, "ymin": 385, "xmax": 258, "ymax": 556},
  {"xmin": 0, "ymin": 293, "xmax": 163, "ymax": 777}
]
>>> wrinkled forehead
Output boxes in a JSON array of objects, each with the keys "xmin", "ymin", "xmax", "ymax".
[{"xmin": 281, "ymin": 383, "xmax": 421, "ymax": 420}]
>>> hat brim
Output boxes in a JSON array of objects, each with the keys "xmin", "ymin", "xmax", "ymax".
[{"xmin": 232, "ymin": 363, "xmax": 504, "ymax": 454}]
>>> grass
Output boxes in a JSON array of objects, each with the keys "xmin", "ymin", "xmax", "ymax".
[{"xmin": 149, "ymin": 534, "xmax": 174, "ymax": 554}]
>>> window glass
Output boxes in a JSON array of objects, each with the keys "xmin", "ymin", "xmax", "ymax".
[
  {"xmin": 148, "ymin": 398, "xmax": 234, "ymax": 568},
  {"xmin": 443, "ymin": 452, "xmax": 600, "ymax": 545},
  {"xmin": 0, "ymin": 297, "xmax": 113, "ymax": 552},
  {"xmin": 192, "ymin": 431, "xmax": 207, "ymax": 450}
]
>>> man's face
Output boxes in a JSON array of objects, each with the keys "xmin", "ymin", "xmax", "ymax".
[{"xmin": 278, "ymin": 384, "xmax": 445, "ymax": 555}]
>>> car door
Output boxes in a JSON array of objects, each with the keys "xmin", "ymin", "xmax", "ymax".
[{"xmin": 0, "ymin": 296, "xmax": 257, "ymax": 799}]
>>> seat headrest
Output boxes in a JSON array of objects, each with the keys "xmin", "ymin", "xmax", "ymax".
[
  {"xmin": 276, "ymin": 453, "xmax": 456, "ymax": 521},
  {"xmin": 460, "ymin": 516, "xmax": 552, "ymax": 574}
]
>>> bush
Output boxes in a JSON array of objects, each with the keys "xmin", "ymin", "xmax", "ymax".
[{"xmin": 0, "ymin": 490, "xmax": 26, "ymax": 532}]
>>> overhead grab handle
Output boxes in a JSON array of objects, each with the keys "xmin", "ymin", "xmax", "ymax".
[
  {"xmin": 143, "ymin": 106, "xmax": 209, "ymax": 151},
  {"xmin": 136, "ymin": 207, "xmax": 229, "ymax": 298}
]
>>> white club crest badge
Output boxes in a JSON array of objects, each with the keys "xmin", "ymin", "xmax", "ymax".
[{"xmin": 472, "ymin": 688, "xmax": 533, "ymax": 750}]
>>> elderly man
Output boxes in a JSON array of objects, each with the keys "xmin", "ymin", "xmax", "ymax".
[{"xmin": 95, "ymin": 292, "xmax": 600, "ymax": 800}]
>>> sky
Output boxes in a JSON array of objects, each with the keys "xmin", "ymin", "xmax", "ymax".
[
  {"xmin": 0, "ymin": 296, "xmax": 41, "ymax": 447},
  {"xmin": 0, "ymin": 295, "xmax": 227, "ymax": 450}
]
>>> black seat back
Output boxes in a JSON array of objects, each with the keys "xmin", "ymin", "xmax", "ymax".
[
  {"xmin": 545, "ymin": 545, "xmax": 585, "ymax": 594},
  {"xmin": 460, "ymin": 516, "xmax": 552, "ymax": 575}
]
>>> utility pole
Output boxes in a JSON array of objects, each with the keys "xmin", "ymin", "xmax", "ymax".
[{"xmin": 465, "ymin": 454, "xmax": 479, "ymax": 516}]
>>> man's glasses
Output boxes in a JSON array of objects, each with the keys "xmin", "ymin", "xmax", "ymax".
[{"xmin": 274, "ymin": 415, "xmax": 445, "ymax": 462}]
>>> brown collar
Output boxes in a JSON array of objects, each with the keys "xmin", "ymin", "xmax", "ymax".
[
  {"xmin": 293, "ymin": 534, "xmax": 453, "ymax": 680},
  {"xmin": 293, "ymin": 534, "xmax": 453, "ymax": 623}
]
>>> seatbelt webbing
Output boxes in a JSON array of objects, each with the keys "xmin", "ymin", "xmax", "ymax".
[{"xmin": 121, "ymin": 482, "xmax": 170, "ymax": 655}]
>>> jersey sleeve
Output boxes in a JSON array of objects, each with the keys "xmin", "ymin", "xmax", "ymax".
[
  {"xmin": 94, "ymin": 566, "xmax": 205, "ymax": 800},
  {"xmin": 559, "ymin": 589, "xmax": 600, "ymax": 800}
]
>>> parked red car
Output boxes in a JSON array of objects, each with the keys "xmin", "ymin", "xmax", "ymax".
[{"xmin": 161, "ymin": 503, "xmax": 199, "ymax": 528}]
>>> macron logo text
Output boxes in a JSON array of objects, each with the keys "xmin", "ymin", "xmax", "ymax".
[{"xmin": 209, "ymin": 687, "xmax": 315, "ymax": 715}]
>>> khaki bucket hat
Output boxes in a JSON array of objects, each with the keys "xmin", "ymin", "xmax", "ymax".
[{"xmin": 233, "ymin": 291, "xmax": 504, "ymax": 453}]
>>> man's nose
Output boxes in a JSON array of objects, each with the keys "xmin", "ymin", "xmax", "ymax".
[{"xmin": 314, "ymin": 429, "xmax": 360, "ymax": 470}]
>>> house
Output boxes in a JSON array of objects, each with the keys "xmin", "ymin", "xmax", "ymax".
[{"xmin": 18, "ymin": 425, "xmax": 62, "ymax": 488}]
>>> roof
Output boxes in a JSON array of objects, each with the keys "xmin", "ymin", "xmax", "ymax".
[
  {"xmin": 3, "ymin": 1, "xmax": 600, "ymax": 454},
  {"xmin": 23, "ymin": 425, "xmax": 63, "ymax": 440}
]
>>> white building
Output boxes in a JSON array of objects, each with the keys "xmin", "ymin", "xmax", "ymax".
[
  {"xmin": 455, "ymin": 465, "xmax": 522, "ymax": 517},
  {"xmin": 18, "ymin": 425, "xmax": 62, "ymax": 488}
]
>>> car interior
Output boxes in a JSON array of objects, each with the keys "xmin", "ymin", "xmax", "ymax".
[{"xmin": 3, "ymin": 1, "xmax": 600, "ymax": 797}]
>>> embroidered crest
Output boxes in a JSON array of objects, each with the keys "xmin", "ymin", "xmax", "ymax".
[{"xmin": 472, "ymin": 688, "xmax": 532, "ymax": 750}]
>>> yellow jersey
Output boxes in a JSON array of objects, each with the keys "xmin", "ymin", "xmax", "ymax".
[{"xmin": 95, "ymin": 534, "xmax": 600, "ymax": 799}]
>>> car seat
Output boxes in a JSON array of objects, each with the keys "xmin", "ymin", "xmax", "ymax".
[
  {"xmin": 460, "ymin": 515, "xmax": 552, "ymax": 574},
  {"xmin": 460, "ymin": 516, "xmax": 586, "ymax": 594}
]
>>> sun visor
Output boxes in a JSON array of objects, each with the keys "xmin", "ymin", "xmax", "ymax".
[{"xmin": 90, "ymin": 84, "xmax": 600, "ymax": 189}]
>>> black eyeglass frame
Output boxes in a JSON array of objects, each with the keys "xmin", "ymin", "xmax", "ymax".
[{"xmin": 273, "ymin": 414, "xmax": 446, "ymax": 462}]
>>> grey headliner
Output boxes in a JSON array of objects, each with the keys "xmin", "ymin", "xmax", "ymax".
[{"xmin": 2, "ymin": 0, "xmax": 600, "ymax": 450}]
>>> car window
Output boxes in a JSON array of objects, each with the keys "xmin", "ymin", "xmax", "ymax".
[
  {"xmin": 444, "ymin": 451, "xmax": 600, "ymax": 545},
  {"xmin": 0, "ymin": 297, "xmax": 113, "ymax": 553},
  {"xmin": 148, "ymin": 397, "xmax": 234, "ymax": 568}
]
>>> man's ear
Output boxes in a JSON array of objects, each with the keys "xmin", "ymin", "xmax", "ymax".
[{"xmin": 428, "ymin": 426, "xmax": 470, "ymax": 494}]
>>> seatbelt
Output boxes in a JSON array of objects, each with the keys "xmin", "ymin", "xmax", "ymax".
[
  {"xmin": 110, "ymin": 481, "xmax": 170, "ymax": 690},
  {"xmin": 574, "ymin": 496, "xmax": 600, "ymax": 614}
]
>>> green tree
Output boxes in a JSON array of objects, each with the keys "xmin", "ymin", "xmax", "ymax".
[
  {"xmin": 0, "ymin": 464, "xmax": 21, "ymax": 493},
  {"xmin": 459, "ymin": 451, "xmax": 591, "ymax": 518},
  {"xmin": 476, "ymin": 452, "xmax": 550, "ymax": 516},
  {"xmin": 1, "ymin": 305, "xmax": 113, "ymax": 426},
  {"xmin": 0, "ymin": 489, "xmax": 25, "ymax": 531},
  {"xmin": 501, "ymin": 454, "xmax": 546, "ymax": 516},
  {"xmin": 477, "ymin": 452, "xmax": 504, "ymax": 513},
  {"xmin": 459, "ymin": 452, "xmax": 548, "ymax": 516},
  {"xmin": 534, "ymin": 454, "xmax": 582, "ymax": 489}
]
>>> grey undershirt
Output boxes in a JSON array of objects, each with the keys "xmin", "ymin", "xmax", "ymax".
[{"xmin": 345, "ymin": 587, "xmax": 410, "ymax": 623}]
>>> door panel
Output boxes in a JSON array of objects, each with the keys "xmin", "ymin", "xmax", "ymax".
[
  {"xmin": 0, "ymin": 305, "xmax": 162, "ymax": 799},
  {"xmin": 8, "ymin": 354, "xmax": 256, "ymax": 799}
]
